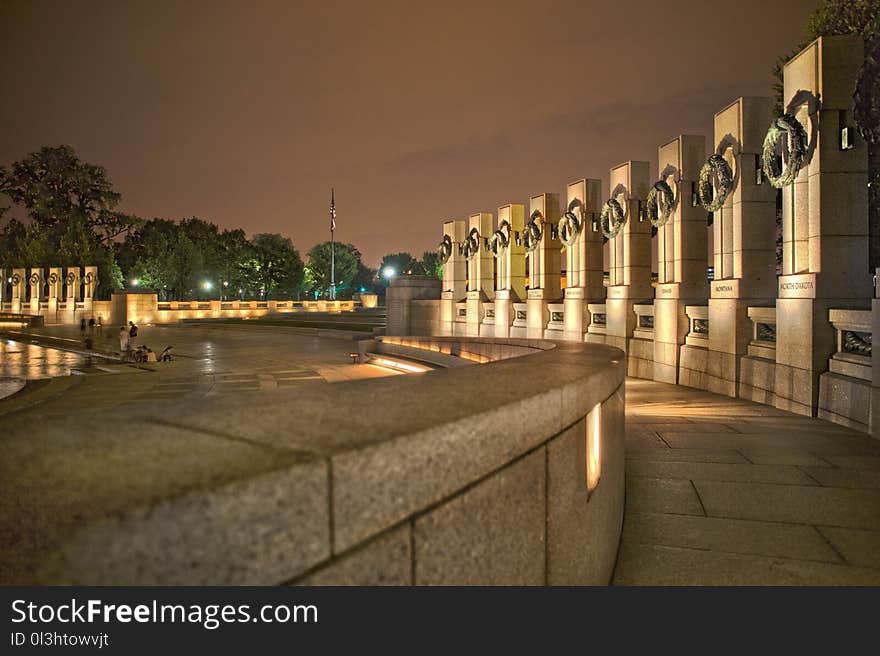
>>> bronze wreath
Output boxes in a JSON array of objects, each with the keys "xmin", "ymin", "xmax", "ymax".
[
  {"xmin": 646, "ymin": 179, "xmax": 675, "ymax": 228},
  {"xmin": 600, "ymin": 198, "xmax": 626, "ymax": 239},
  {"xmin": 762, "ymin": 113, "xmax": 808, "ymax": 188},
  {"xmin": 698, "ymin": 154, "xmax": 734, "ymax": 212},
  {"xmin": 523, "ymin": 210, "xmax": 543, "ymax": 253},
  {"xmin": 437, "ymin": 234, "xmax": 453, "ymax": 264}
]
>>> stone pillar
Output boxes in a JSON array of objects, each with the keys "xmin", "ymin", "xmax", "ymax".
[
  {"xmin": 605, "ymin": 161, "xmax": 651, "ymax": 354},
  {"xmin": 11, "ymin": 268, "xmax": 26, "ymax": 314},
  {"xmin": 653, "ymin": 135, "xmax": 709, "ymax": 384},
  {"xmin": 439, "ymin": 220, "xmax": 467, "ymax": 336},
  {"xmin": 83, "ymin": 265, "xmax": 98, "ymax": 306},
  {"xmin": 65, "ymin": 266, "xmax": 81, "ymax": 323},
  {"xmin": 525, "ymin": 192, "xmax": 562, "ymax": 338},
  {"xmin": 465, "ymin": 212, "xmax": 494, "ymax": 337},
  {"xmin": 561, "ymin": 178, "xmax": 603, "ymax": 341},
  {"xmin": 46, "ymin": 267, "xmax": 64, "ymax": 323},
  {"xmin": 774, "ymin": 35, "xmax": 872, "ymax": 416},
  {"xmin": 493, "ymin": 203, "xmax": 525, "ymax": 338},
  {"xmin": 706, "ymin": 97, "xmax": 777, "ymax": 397},
  {"xmin": 28, "ymin": 269, "xmax": 43, "ymax": 314}
]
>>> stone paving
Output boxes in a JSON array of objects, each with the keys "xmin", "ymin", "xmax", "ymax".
[
  {"xmin": 614, "ymin": 378, "xmax": 880, "ymax": 585},
  {"xmin": 0, "ymin": 323, "xmax": 394, "ymax": 421}
]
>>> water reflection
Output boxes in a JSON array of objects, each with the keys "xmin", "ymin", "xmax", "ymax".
[{"xmin": 0, "ymin": 339, "xmax": 87, "ymax": 380}]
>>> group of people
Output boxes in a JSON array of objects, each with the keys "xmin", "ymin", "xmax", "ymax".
[
  {"xmin": 118, "ymin": 321, "xmax": 138, "ymax": 356},
  {"xmin": 79, "ymin": 315, "xmax": 103, "ymax": 337}
]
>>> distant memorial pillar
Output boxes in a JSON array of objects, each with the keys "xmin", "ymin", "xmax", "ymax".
[
  {"xmin": 465, "ymin": 212, "xmax": 494, "ymax": 337},
  {"xmin": 525, "ymin": 193, "xmax": 562, "ymax": 338},
  {"xmin": 439, "ymin": 220, "xmax": 467, "ymax": 336},
  {"xmin": 0, "ymin": 268, "xmax": 5, "ymax": 305},
  {"xmin": 704, "ymin": 97, "xmax": 776, "ymax": 397},
  {"xmin": 47, "ymin": 267, "xmax": 63, "ymax": 322},
  {"xmin": 493, "ymin": 203, "xmax": 525, "ymax": 338},
  {"xmin": 28, "ymin": 269, "xmax": 43, "ymax": 314},
  {"xmin": 11, "ymin": 268, "xmax": 26, "ymax": 314},
  {"xmin": 604, "ymin": 161, "xmax": 651, "ymax": 354},
  {"xmin": 561, "ymin": 178, "xmax": 603, "ymax": 341},
  {"xmin": 774, "ymin": 35, "xmax": 871, "ymax": 416},
  {"xmin": 653, "ymin": 135, "xmax": 709, "ymax": 383},
  {"xmin": 65, "ymin": 266, "xmax": 81, "ymax": 322},
  {"xmin": 83, "ymin": 265, "xmax": 98, "ymax": 307}
]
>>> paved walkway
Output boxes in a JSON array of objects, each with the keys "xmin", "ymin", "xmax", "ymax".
[{"xmin": 614, "ymin": 378, "xmax": 880, "ymax": 585}]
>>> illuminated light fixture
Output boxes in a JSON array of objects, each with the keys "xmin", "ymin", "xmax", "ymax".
[
  {"xmin": 383, "ymin": 266, "xmax": 396, "ymax": 279},
  {"xmin": 131, "ymin": 279, "xmax": 139, "ymax": 286},
  {"xmin": 371, "ymin": 357, "xmax": 428, "ymax": 373},
  {"xmin": 203, "ymin": 281, "xmax": 212, "ymax": 290},
  {"xmin": 585, "ymin": 402, "xmax": 602, "ymax": 495}
]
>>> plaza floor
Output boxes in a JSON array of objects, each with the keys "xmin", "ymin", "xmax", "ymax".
[
  {"xmin": 614, "ymin": 378, "xmax": 880, "ymax": 585},
  {"xmin": 0, "ymin": 323, "xmax": 394, "ymax": 420}
]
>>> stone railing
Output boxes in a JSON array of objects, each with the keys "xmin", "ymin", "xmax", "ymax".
[
  {"xmin": 587, "ymin": 303, "xmax": 607, "ymax": 337},
  {"xmin": 685, "ymin": 305, "xmax": 709, "ymax": 347},
  {"xmin": 828, "ymin": 309, "xmax": 872, "ymax": 381},
  {"xmin": 2, "ymin": 337, "xmax": 626, "ymax": 585},
  {"xmin": 747, "ymin": 306, "xmax": 776, "ymax": 359},
  {"xmin": 633, "ymin": 304, "xmax": 654, "ymax": 340}
]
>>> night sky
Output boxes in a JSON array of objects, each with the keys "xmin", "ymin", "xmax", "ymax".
[{"xmin": 1, "ymin": 0, "xmax": 818, "ymax": 266}]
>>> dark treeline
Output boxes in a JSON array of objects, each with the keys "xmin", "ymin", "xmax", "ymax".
[{"xmin": 0, "ymin": 145, "xmax": 440, "ymax": 301}]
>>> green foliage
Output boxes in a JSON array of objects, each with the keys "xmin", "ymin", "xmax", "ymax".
[
  {"xmin": 243, "ymin": 233, "xmax": 305, "ymax": 299},
  {"xmin": 306, "ymin": 242, "xmax": 361, "ymax": 298},
  {"xmin": 418, "ymin": 250, "xmax": 443, "ymax": 279},
  {"xmin": 378, "ymin": 252, "xmax": 418, "ymax": 286}
]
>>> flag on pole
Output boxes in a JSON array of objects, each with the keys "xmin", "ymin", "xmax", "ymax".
[{"xmin": 330, "ymin": 188, "xmax": 336, "ymax": 233}]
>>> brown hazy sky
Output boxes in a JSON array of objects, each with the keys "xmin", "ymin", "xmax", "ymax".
[{"xmin": 1, "ymin": 0, "xmax": 818, "ymax": 266}]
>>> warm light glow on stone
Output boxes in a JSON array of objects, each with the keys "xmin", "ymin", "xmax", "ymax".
[{"xmin": 586, "ymin": 402, "xmax": 601, "ymax": 493}]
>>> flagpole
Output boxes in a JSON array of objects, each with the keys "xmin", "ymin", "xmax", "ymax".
[{"xmin": 330, "ymin": 188, "xmax": 336, "ymax": 301}]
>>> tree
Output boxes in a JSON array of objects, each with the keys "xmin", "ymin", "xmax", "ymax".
[
  {"xmin": 242, "ymin": 233, "xmax": 304, "ymax": 299},
  {"xmin": 0, "ymin": 145, "xmax": 139, "ymax": 244},
  {"xmin": 418, "ymin": 250, "xmax": 443, "ymax": 279},
  {"xmin": 0, "ymin": 145, "xmax": 134, "ymax": 297},
  {"xmin": 773, "ymin": 1, "xmax": 880, "ymax": 269},
  {"xmin": 378, "ymin": 252, "xmax": 418, "ymax": 286},
  {"xmin": 351, "ymin": 262, "xmax": 379, "ymax": 294},
  {"xmin": 306, "ymin": 241, "xmax": 361, "ymax": 298}
]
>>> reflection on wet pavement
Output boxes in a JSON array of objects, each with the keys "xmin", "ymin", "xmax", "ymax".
[{"xmin": 0, "ymin": 340, "xmax": 87, "ymax": 381}]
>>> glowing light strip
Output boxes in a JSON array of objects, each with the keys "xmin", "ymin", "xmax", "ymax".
[{"xmin": 370, "ymin": 357, "xmax": 429, "ymax": 373}]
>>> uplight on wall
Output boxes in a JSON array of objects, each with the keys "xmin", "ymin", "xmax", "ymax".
[{"xmin": 585, "ymin": 402, "xmax": 602, "ymax": 495}]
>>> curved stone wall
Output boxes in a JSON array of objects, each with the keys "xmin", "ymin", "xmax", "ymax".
[{"xmin": 1, "ymin": 338, "xmax": 626, "ymax": 585}]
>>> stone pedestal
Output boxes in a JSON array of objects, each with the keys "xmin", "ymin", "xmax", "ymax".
[
  {"xmin": 525, "ymin": 193, "xmax": 562, "ymax": 338},
  {"xmin": 653, "ymin": 135, "xmax": 709, "ymax": 384},
  {"xmin": 28, "ymin": 269, "xmax": 42, "ymax": 315},
  {"xmin": 65, "ymin": 267, "xmax": 81, "ymax": 323},
  {"xmin": 493, "ymin": 204, "xmax": 525, "ymax": 338},
  {"xmin": 561, "ymin": 179, "xmax": 603, "ymax": 341},
  {"xmin": 773, "ymin": 36, "xmax": 872, "ymax": 416},
  {"xmin": 386, "ymin": 276, "xmax": 443, "ymax": 335},
  {"xmin": 702, "ymin": 97, "xmax": 776, "ymax": 397},
  {"xmin": 439, "ymin": 220, "xmax": 467, "ymax": 336},
  {"xmin": 465, "ymin": 212, "xmax": 494, "ymax": 336},
  {"xmin": 511, "ymin": 302, "xmax": 528, "ymax": 338},
  {"xmin": 605, "ymin": 161, "xmax": 651, "ymax": 354},
  {"xmin": 11, "ymin": 268, "xmax": 26, "ymax": 314}
]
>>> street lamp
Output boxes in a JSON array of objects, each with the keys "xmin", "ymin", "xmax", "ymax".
[
  {"xmin": 131, "ymin": 278, "xmax": 139, "ymax": 287},
  {"xmin": 383, "ymin": 266, "xmax": 396, "ymax": 280}
]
